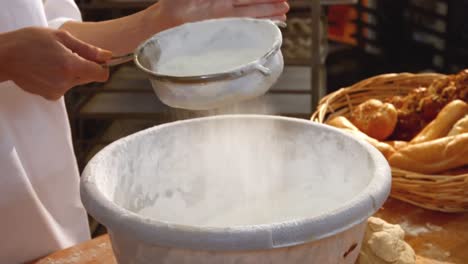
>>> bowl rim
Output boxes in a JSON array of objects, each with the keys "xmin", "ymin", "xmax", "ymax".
[
  {"xmin": 133, "ymin": 18, "xmax": 283, "ymax": 83},
  {"xmin": 80, "ymin": 115, "xmax": 391, "ymax": 251}
]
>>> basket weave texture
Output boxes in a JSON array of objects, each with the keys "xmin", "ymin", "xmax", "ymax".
[{"xmin": 311, "ymin": 73, "xmax": 468, "ymax": 213}]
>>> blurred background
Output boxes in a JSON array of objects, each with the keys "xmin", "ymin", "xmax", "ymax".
[{"xmin": 70, "ymin": 0, "xmax": 468, "ymax": 197}]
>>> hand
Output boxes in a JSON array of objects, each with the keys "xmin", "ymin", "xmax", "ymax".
[
  {"xmin": 154, "ymin": 0, "xmax": 289, "ymax": 30},
  {"xmin": 0, "ymin": 27, "xmax": 112, "ymax": 100}
]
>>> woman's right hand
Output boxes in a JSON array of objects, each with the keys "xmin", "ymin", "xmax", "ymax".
[{"xmin": 0, "ymin": 27, "xmax": 112, "ymax": 100}]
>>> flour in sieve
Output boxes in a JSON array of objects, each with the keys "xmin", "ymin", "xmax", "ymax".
[{"xmin": 154, "ymin": 48, "xmax": 266, "ymax": 76}]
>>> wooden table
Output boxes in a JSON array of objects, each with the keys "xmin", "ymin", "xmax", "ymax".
[
  {"xmin": 375, "ymin": 199, "xmax": 468, "ymax": 264},
  {"xmin": 32, "ymin": 198, "xmax": 468, "ymax": 264}
]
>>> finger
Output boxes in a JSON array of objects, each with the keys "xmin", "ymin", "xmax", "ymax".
[
  {"xmin": 68, "ymin": 55, "xmax": 110, "ymax": 85},
  {"xmin": 234, "ymin": 2, "xmax": 289, "ymax": 18},
  {"xmin": 56, "ymin": 30, "xmax": 113, "ymax": 63},
  {"xmin": 233, "ymin": 0, "xmax": 286, "ymax": 6}
]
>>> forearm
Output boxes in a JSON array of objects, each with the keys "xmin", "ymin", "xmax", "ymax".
[{"xmin": 61, "ymin": 4, "xmax": 166, "ymax": 56}]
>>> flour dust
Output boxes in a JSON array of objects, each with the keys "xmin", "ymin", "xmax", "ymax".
[{"xmin": 136, "ymin": 98, "xmax": 327, "ymax": 227}]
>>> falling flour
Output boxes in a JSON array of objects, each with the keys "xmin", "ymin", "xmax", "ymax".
[
  {"xmin": 131, "ymin": 98, "xmax": 371, "ymax": 228},
  {"xmin": 137, "ymin": 111, "xmax": 337, "ymax": 227}
]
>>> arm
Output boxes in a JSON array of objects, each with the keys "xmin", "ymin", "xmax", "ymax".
[
  {"xmin": 61, "ymin": 5, "xmax": 161, "ymax": 56},
  {"xmin": 61, "ymin": 0, "xmax": 289, "ymax": 56}
]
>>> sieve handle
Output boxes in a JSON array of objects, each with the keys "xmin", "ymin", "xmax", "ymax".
[
  {"xmin": 101, "ymin": 53, "xmax": 134, "ymax": 68},
  {"xmin": 254, "ymin": 64, "xmax": 272, "ymax": 76}
]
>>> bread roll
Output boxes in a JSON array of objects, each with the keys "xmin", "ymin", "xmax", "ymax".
[
  {"xmin": 448, "ymin": 115, "xmax": 468, "ymax": 136},
  {"xmin": 389, "ymin": 133, "xmax": 468, "ymax": 174},
  {"xmin": 350, "ymin": 99, "xmax": 398, "ymax": 141},
  {"xmin": 411, "ymin": 100, "xmax": 467, "ymax": 144},
  {"xmin": 327, "ymin": 116, "xmax": 396, "ymax": 158}
]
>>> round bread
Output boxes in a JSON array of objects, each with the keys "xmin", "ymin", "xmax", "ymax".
[{"xmin": 349, "ymin": 99, "xmax": 398, "ymax": 141}]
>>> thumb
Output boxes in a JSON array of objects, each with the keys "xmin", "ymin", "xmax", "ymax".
[
  {"xmin": 56, "ymin": 30, "xmax": 113, "ymax": 63},
  {"xmin": 68, "ymin": 53, "xmax": 110, "ymax": 85}
]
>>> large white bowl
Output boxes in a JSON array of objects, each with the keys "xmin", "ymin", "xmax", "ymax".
[{"xmin": 81, "ymin": 115, "xmax": 391, "ymax": 264}]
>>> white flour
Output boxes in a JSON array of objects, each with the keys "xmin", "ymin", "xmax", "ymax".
[
  {"xmin": 399, "ymin": 220, "xmax": 444, "ymax": 236},
  {"xmin": 421, "ymin": 243, "xmax": 451, "ymax": 261},
  {"xmin": 155, "ymin": 49, "xmax": 265, "ymax": 76},
  {"xmin": 426, "ymin": 223, "xmax": 443, "ymax": 232}
]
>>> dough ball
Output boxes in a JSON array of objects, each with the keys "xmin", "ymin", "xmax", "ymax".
[
  {"xmin": 369, "ymin": 231, "xmax": 405, "ymax": 262},
  {"xmin": 357, "ymin": 217, "xmax": 416, "ymax": 264}
]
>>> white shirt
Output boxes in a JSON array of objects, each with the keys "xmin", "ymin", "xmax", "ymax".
[{"xmin": 0, "ymin": 1, "xmax": 90, "ymax": 263}]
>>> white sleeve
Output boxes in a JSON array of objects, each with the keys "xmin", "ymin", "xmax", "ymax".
[{"xmin": 43, "ymin": 0, "xmax": 82, "ymax": 29}]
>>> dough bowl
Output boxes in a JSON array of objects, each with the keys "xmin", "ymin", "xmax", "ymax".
[{"xmin": 81, "ymin": 115, "xmax": 391, "ymax": 264}]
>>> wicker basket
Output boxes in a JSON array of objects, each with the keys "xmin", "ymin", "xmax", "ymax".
[{"xmin": 311, "ymin": 73, "xmax": 468, "ymax": 213}]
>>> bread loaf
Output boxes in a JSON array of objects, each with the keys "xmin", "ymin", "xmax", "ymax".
[
  {"xmin": 349, "ymin": 99, "xmax": 398, "ymax": 141},
  {"xmin": 389, "ymin": 133, "xmax": 468, "ymax": 174},
  {"xmin": 411, "ymin": 100, "xmax": 468, "ymax": 144},
  {"xmin": 344, "ymin": 129, "xmax": 396, "ymax": 159},
  {"xmin": 327, "ymin": 116, "xmax": 396, "ymax": 158},
  {"xmin": 389, "ymin": 69, "xmax": 468, "ymax": 140},
  {"xmin": 326, "ymin": 115, "xmax": 360, "ymax": 131},
  {"xmin": 448, "ymin": 115, "xmax": 468, "ymax": 136}
]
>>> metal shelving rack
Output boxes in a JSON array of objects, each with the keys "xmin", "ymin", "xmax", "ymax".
[{"xmin": 348, "ymin": 0, "xmax": 468, "ymax": 74}]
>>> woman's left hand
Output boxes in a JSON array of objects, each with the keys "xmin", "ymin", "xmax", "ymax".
[
  {"xmin": 61, "ymin": 0, "xmax": 289, "ymax": 56},
  {"xmin": 153, "ymin": 0, "xmax": 289, "ymax": 31}
]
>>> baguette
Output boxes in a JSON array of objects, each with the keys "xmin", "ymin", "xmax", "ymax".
[
  {"xmin": 326, "ymin": 115, "xmax": 361, "ymax": 131},
  {"xmin": 343, "ymin": 129, "xmax": 396, "ymax": 159},
  {"xmin": 411, "ymin": 100, "xmax": 468, "ymax": 144},
  {"xmin": 448, "ymin": 115, "xmax": 468, "ymax": 136},
  {"xmin": 385, "ymin": 141, "xmax": 409, "ymax": 151},
  {"xmin": 389, "ymin": 133, "xmax": 468, "ymax": 174},
  {"xmin": 327, "ymin": 116, "xmax": 396, "ymax": 158}
]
